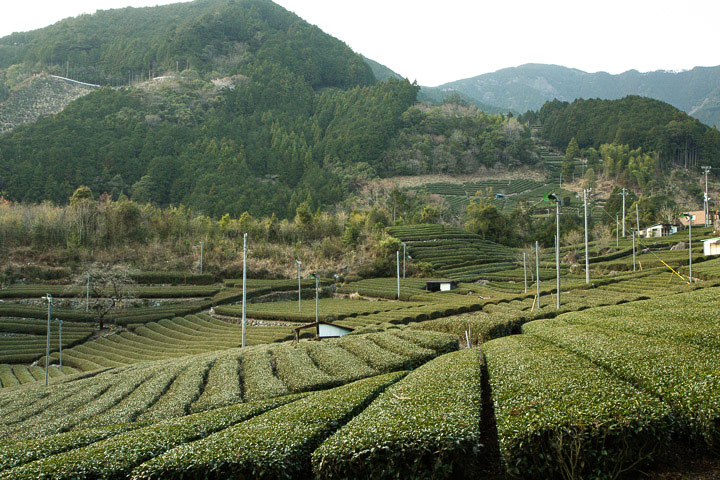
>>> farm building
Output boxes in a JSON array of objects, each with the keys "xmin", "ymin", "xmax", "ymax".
[
  {"xmin": 678, "ymin": 210, "xmax": 708, "ymax": 226},
  {"xmin": 425, "ymin": 280, "xmax": 458, "ymax": 292},
  {"xmin": 293, "ymin": 321, "xmax": 353, "ymax": 342},
  {"xmin": 641, "ymin": 223, "xmax": 678, "ymax": 238},
  {"xmin": 702, "ymin": 238, "xmax": 720, "ymax": 256}
]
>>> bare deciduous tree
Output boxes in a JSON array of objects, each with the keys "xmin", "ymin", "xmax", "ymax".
[{"xmin": 76, "ymin": 263, "xmax": 136, "ymax": 329}]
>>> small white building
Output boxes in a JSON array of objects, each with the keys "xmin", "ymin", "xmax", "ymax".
[
  {"xmin": 293, "ymin": 321, "xmax": 353, "ymax": 342},
  {"xmin": 425, "ymin": 280, "xmax": 458, "ymax": 292},
  {"xmin": 643, "ymin": 223, "xmax": 678, "ymax": 238},
  {"xmin": 702, "ymin": 238, "xmax": 720, "ymax": 256}
]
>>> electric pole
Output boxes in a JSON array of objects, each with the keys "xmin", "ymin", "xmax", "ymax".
[
  {"xmin": 636, "ymin": 203, "xmax": 640, "ymax": 234},
  {"xmin": 620, "ymin": 188, "xmax": 629, "ymax": 237},
  {"xmin": 584, "ymin": 188, "xmax": 591, "ymax": 284},
  {"xmin": 199, "ymin": 241, "xmax": 204, "ymax": 274},
  {"xmin": 402, "ymin": 243, "xmax": 406, "ymax": 279},
  {"xmin": 241, "ymin": 233, "xmax": 247, "ymax": 348},
  {"xmin": 55, "ymin": 319, "xmax": 63, "ymax": 370},
  {"xmin": 43, "ymin": 294, "xmax": 53, "ymax": 386},
  {"xmin": 535, "ymin": 241, "xmax": 540, "ymax": 309},
  {"xmin": 311, "ymin": 273, "xmax": 319, "ymax": 323},
  {"xmin": 523, "ymin": 251, "xmax": 527, "ymax": 293},
  {"xmin": 296, "ymin": 260, "xmax": 302, "ymax": 313},
  {"xmin": 702, "ymin": 166, "xmax": 711, "ymax": 228},
  {"xmin": 616, "ymin": 215, "xmax": 619, "ymax": 248},
  {"xmin": 396, "ymin": 250, "xmax": 401, "ymax": 300}
]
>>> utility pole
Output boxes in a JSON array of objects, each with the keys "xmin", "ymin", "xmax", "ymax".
[
  {"xmin": 702, "ymin": 166, "xmax": 711, "ymax": 228},
  {"xmin": 296, "ymin": 260, "xmax": 302, "ymax": 313},
  {"xmin": 584, "ymin": 188, "xmax": 591, "ymax": 284},
  {"xmin": 523, "ymin": 251, "xmax": 527, "ymax": 293},
  {"xmin": 535, "ymin": 241, "xmax": 540, "ymax": 308},
  {"xmin": 43, "ymin": 294, "xmax": 52, "ymax": 386},
  {"xmin": 55, "ymin": 319, "xmax": 63, "ymax": 370},
  {"xmin": 683, "ymin": 214, "xmax": 693, "ymax": 282},
  {"xmin": 311, "ymin": 273, "xmax": 319, "ymax": 323},
  {"xmin": 86, "ymin": 272, "xmax": 90, "ymax": 313},
  {"xmin": 616, "ymin": 215, "xmax": 619, "ymax": 248},
  {"xmin": 620, "ymin": 188, "xmax": 629, "ymax": 237},
  {"xmin": 402, "ymin": 243, "xmax": 406, "ymax": 279},
  {"xmin": 553, "ymin": 197, "xmax": 561, "ymax": 309},
  {"xmin": 241, "ymin": 233, "xmax": 247, "ymax": 348},
  {"xmin": 636, "ymin": 203, "xmax": 640, "ymax": 234},
  {"xmin": 396, "ymin": 250, "xmax": 401, "ymax": 300},
  {"xmin": 632, "ymin": 229, "xmax": 636, "ymax": 272},
  {"xmin": 199, "ymin": 241, "xmax": 204, "ymax": 274}
]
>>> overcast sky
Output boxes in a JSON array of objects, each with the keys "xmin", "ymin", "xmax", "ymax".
[{"xmin": 2, "ymin": 0, "xmax": 718, "ymax": 86}]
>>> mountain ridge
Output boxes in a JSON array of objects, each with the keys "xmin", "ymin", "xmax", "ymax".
[{"xmin": 431, "ymin": 63, "xmax": 720, "ymax": 126}]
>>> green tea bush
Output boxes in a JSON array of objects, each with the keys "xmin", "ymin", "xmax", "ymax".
[
  {"xmin": 484, "ymin": 335, "xmax": 672, "ymax": 479},
  {"xmin": 130, "ymin": 372, "xmax": 405, "ymax": 480},
  {"xmin": 313, "ymin": 349, "xmax": 483, "ymax": 479}
]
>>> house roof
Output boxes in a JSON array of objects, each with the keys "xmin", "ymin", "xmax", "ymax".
[
  {"xmin": 425, "ymin": 280, "xmax": 457, "ymax": 285},
  {"xmin": 702, "ymin": 237, "xmax": 720, "ymax": 244}
]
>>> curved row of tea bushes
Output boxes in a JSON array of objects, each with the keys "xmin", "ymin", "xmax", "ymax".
[
  {"xmin": 129, "ymin": 372, "xmax": 406, "ymax": 480},
  {"xmin": 524, "ymin": 318, "xmax": 720, "ymax": 447},
  {"xmin": 313, "ymin": 349, "xmax": 483, "ymax": 479},
  {"xmin": 188, "ymin": 351, "xmax": 243, "ymax": 413},
  {"xmin": 0, "ymin": 395, "xmax": 305, "ymax": 479},
  {"xmin": 484, "ymin": 335, "xmax": 672, "ymax": 478},
  {"xmin": 0, "ymin": 423, "xmax": 144, "ymax": 472}
]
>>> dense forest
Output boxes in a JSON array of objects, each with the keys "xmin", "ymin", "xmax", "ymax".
[
  {"xmin": 0, "ymin": 0, "xmax": 539, "ymax": 219},
  {"xmin": 527, "ymin": 96, "xmax": 720, "ymax": 170}
]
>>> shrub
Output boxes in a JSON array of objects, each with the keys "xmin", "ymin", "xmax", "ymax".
[
  {"xmin": 313, "ymin": 350, "xmax": 483, "ymax": 479},
  {"xmin": 130, "ymin": 372, "xmax": 406, "ymax": 480},
  {"xmin": 484, "ymin": 335, "xmax": 672, "ymax": 478}
]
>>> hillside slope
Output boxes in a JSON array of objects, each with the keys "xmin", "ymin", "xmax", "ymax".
[
  {"xmin": 436, "ymin": 63, "xmax": 720, "ymax": 126},
  {"xmin": 0, "ymin": 74, "xmax": 98, "ymax": 134}
]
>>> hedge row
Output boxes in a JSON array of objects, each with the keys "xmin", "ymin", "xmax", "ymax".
[
  {"xmin": 240, "ymin": 347, "xmax": 289, "ymax": 402},
  {"xmin": 271, "ymin": 345, "xmax": 337, "ymax": 393},
  {"xmin": 0, "ymin": 423, "xmax": 143, "ymax": 472},
  {"xmin": 188, "ymin": 351, "xmax": 243, "ymax": 414},
  {"xmin": 301, "ymin": 341, "xmax": 376, "ymax": 384},
  {"xmin": 313, "ymin": 349, "xmax": 483, "ymax": 479},
  {"xmin": 0, "ymin": 394, "xmax": 305, "ymax": 479},
  {"xmin": 484, "ymin": 335, "xmax": 672, "ymax": 478},
  {"xmin": 131, "ymin": 271, "xmax": 215, "ymax": 285},
  {"xmin": 524, "ymin": 317, "xmax": 720, "ymax": 446},
  {"xmin": 130, "ymin": 372, "xmax": 406, "ymax": 480}
]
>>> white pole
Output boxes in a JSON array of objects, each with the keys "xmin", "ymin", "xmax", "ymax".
[
  {"xmin": 689, "ymin": 218, "xmax": 693, "ymax": 282},
  {"xmin": 616, "ymin": 215, "xmax": 619, "ymax": 248},
  {"xmin": 621, "ymin": 188, "xmax": 628, "ymax": 237},
  {"xmin": 57, "ymin": 319, "xmax": 63, "ymax": 370},
  {"xmin": 636, "ymin": 203, "xmax": 640, "ymax": 233},
  {"xmin": 402, "ymin": 243, "xmax": 406, "ymax": 279},
  {"xmin": 241, "ymin": 233, "xmax": 247, "ymax": 348},
  {"xmin": 44, "ymin": 294, "xmax": 52, "ymax": 386},
  {"xmin": 535, "ymin": 241, "xmax": 540, "ymax": 309},
  {"xmin": 199, "ymin": 241, "xmax": 204, "ymax": 274},
  {"xmin": 396, "ymin": 250, "xmax": 401, "ymax": 300},
  {"xmin": 556, "ymin": 201, "xmax": 561, "ymax": 309},
  {"xmin": 584, "ymin": 188, "xmax": 590, "ymax": 284},
  {"xmin": 296, "ymin": 261, "xmax": 301, "ymax": 313},
  {"xmin": 315, "ymin": 275, "xmax": 319, "ymax": 323},
  {"xmin": 632, "ymin": 229, "xmax": 636, "ymax": 272},
  {"xmin": 523, "ymin": 251, "xmax": 527, "ymax": 293},
  {"xmin": 86, "ymin": 272, "xmax": 90, "ymax": 313}
]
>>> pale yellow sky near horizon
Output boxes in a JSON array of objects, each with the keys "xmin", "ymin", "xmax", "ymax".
[{"xmin": 1, "ymin": 0, "xmax": 718, "ymax": 86}]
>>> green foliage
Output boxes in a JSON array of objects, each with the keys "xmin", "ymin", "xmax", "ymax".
[
  {"xmin": 1, "ymin": 394, "xmax": 305, "ymax": 479},
  {"xmin": 538, "ymin": 96, "xmax": 720, "ymax": 171},
  {"xmin": 523, "ymin": 288, "xmax": 720, "ymax": 447},
  {"xmin": 129, "ymin": 372, "xmax": 405, "ymax": 480},
  {"xmin": 484, "ymin": 335, "xmax": 672, "ymax": 478},
  {"xmin": 312, "ymin": 349, "xmax": 483, "ymax": 479},
  {"xmin": 465, "ymin": 200, "xmax": 514, "ymax": 243}
]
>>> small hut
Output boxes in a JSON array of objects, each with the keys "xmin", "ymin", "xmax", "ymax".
[{"xmin": 293, "ymin": 321, "xmax": 353, "ymax": 342}]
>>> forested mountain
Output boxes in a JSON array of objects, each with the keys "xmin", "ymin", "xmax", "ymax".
[
  {"xmin": 434, "ymin": 64, "xmax": 720, "ymax": 126},
  {"xmin": 0, "ymin": 0, "xmax": 535, "ymax": 218},
  {"xmin": 529, "ymin": 96, "xmax": 720, "ymax": 169}
]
